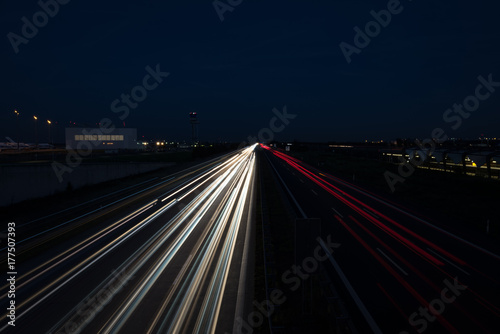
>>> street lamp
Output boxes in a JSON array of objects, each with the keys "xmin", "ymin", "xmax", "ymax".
[
  {"xmin": 14, "ymin": 110, "xmax": 20, "ymax": 150},
  {"xmin": 33, "ymin": 116, "xmax": 38, "ymax": 149},
  {"xmin": 47, "ymin": 120, "xmax": 52, "ymax": 146}
]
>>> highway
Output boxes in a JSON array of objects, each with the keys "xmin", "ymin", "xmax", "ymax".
[
  {"xmin": 261, "ymin": 144, "xmax": 500, "ymax": 333},
  {"xmin": 2, "ymin": 142, "xmax": 498, "ymax": 334},
  {"xmin": 0, "ymin": 144, "xmax": 257, "ymax": 334}
]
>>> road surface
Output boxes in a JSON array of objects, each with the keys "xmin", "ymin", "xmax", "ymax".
[
  {"xmin": 261, "ymin": 144, "xmax": 500, "ymax": 333},
  {"xmin": 1, "ymin": 145, "xmax": 257, "ymax": 334}
]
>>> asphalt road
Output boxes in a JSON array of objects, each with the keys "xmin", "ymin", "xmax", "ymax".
[
  {"xmin": 0, "ymin": 145, "xmax": 257, "ymax": 334},
  {"xmin": 261, "ymin": 144, "xmax": 500, "ymax": 334},
  {"xmin": 2, "ymin": 143, "xmax": 498, "ymax": 334}
]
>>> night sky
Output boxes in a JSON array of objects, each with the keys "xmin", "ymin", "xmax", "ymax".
[{"xmin": 1, "ymin": 0, "xmax": 499, "ymax": 143}]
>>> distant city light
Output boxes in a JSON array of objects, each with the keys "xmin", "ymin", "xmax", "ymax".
[{"xmin": 329, "ymin": 144, "xmax": 354, "ymax": 148}]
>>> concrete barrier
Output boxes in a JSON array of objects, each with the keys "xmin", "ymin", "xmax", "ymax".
[{"xmin": 0, "ymin": 162, "xmax": 174, "ymax": 207}]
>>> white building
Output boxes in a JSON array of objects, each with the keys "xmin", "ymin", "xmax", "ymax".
[{"xmin": 65, "ymin": 128, "xmax": 138, "ymax": 150}]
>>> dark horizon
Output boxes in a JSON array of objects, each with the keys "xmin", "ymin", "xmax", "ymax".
[{"xmin": 1, "ymin": 1, "xmax": 499, "ymax": 143}]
